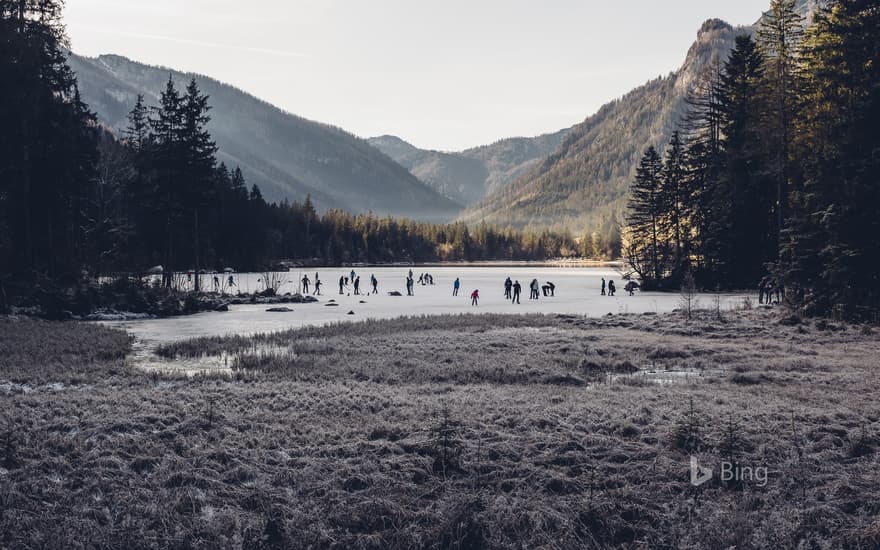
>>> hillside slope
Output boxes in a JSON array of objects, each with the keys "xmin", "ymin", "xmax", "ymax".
[
  {"xmin": 368, "ymin": 128, "xmax": 569, "ymax": 206},
  {"xmin": 68, "ymin": 54, "xmax": 461, "ymax": 222},
  {"xmin": 460, "ymin": 19, "xmax": 741, "ymax": 232},
  {"xmin": 462, "ymin": 0, "xmax": 823, "ymax": 234}
]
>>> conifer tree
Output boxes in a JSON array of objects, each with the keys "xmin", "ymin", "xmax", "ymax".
[
  {"xmin": 0, "ymin": 0, "xmax": 97, "ymax": 278},
  {"xmin": 625, "ymin": 146, "xmax": 665, "ymax": 287},
  {"xmin": 660, "ymin": 130, "xmax": 688, "ymax": 279},
  {"xmin": 757, "ymin": 0, "xmax": 804, "ymax": 254}
]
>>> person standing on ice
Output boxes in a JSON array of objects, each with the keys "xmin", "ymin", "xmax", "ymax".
[
  {"xmin": 512, "ymin": 280, "xmax": 522, "ymax": 304},
  {"xmin": 339, "ymin": 276, "xmax": 345, "ymax": 295},
  {"xmin": 453, "ymin": 277, "xmax": 460, "ymax": 296},
  {"xmin": 354, "ymin": 276, "xmax": 361, "ymax": 295},
  {"xmin": 371, "ymin": 274, "xmax": 378, "ymax": 294},
  {"xmin": 529, "ymin": 279, "xmax": 539, "ymax": 300},
  {"xmin": 504, "ymin": 277, "xmax": 512, "ymax": 299},
  {"xmin": 350, "ymin": 269, "xmax": 356, "ymax": 283},
  {"xmin": 601, "ymin": 277, "xmax": 606, "ymax": 296},
  {"xmin": 471, "ymin": 289, "xmax": 479, "ymax": 306},
  {"xmin": 301, "ymin": 274, "xmax": 310, "ymax": 294},
  {"xmin": 314, "ymin": 278, "xmax": 322, "ymax": 295}
]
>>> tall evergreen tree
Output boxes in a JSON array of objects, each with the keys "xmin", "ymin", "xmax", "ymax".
[
  {"xmin": 0, "ymin": 0, "xmax": 97, "ymax": 279},
  {"xmin": 625, "ymin": 146, "xmax": 665, "ymax": 287},
  {"xmin": 149, "ymin": 76, "xmax": 185, "ymax": 286},
  {"xmin": 660, "ymin": 130, "xmax": 689, "ymax": 278},
  {"xmin": 125, "ymin": 94, "xmax": 150, "ymax": 152},
  {"xmin": 179, "ymin": 78, "xmax": 217, "ymax": 290},
  {"xmin": 757, "ymin": 0, "xmax": 804, "ymax": 254},
  {"xmin": 713, "ymin": 34, "xmax": 773, "ymax": 287}
]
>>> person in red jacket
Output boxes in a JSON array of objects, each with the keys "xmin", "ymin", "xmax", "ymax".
[{"xmin": 470, "ymin": 289, "xmax": 479, "ymax": 306}]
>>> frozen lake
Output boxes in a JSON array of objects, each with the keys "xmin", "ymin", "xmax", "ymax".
[{"xmin": 108, "ymin": 266, "xmax": 749, "ymax": 347}]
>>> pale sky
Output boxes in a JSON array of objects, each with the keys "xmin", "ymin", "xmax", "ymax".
[{"xmin": 64, "ymin": 0, "xmax": 768, "ymax": 151}]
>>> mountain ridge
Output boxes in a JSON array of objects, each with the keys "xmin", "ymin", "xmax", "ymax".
[
  {"xmin": 68, "ymin": 53, "xmax": 462, "ymax": 222},
  {"xmin": 367, "ymin": 126, "xmax": 571, "ymax": 206},
  {"xmin": 458, "ymin": 0, "xmax": 823, "ymax": 233}
]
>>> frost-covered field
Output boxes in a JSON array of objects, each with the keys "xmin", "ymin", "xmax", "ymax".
[{"xmin": 3, "ymin": 310, "xmax": 880, "ymax": 548}]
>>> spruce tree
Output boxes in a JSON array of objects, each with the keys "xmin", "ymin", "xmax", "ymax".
[
  {"xmin": 179, "ymin": 78, "xmax": 217, "ymax": 290},
  {"xmin": 660, "ymin": 130, "xmax": 688, "ymax": 280},
  {"xmin": 0, "ymin": 0, "xmax": 97, "ymax": 278},
  {"xmin": 757, "ymin": 0, "xmax": 804, "ymax": 255},
  {"xmin": 625, "ymin": 146, "xmax": 665, "ymax": 287},
  {"xmin": 125, "ymin": 94, "xmax": 150, "ymax": 152},
  {"xmin": 714, "ymin": 34, "xmax": 773, "ymax": 287}
]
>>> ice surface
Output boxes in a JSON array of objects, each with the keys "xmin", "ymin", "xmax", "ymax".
[{"xmin": 105, "ymin": 266, "xmax": 749, "ymax": 346}]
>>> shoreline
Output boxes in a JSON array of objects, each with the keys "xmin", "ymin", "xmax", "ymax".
[{"xmin": 276, "ymin": 259, "xmax": 625, "ymax": 269}]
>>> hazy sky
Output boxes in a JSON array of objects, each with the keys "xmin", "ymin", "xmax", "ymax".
[{"xmin": 64, "ymin": 0, "xmax": 768, "ymax": 151}]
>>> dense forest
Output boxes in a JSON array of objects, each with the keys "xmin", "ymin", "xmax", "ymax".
[
  {"xmin": 624, "ymin": 0, "xmax": 879, "ymax": 319},
  {"xmin": 0, "ymin": 0, "xmax": 582, "ymax": 303}
]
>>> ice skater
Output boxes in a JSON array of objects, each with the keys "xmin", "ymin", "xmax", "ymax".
[
  {"xmin": 406, "ymin": 275, "xmax": 414, "ymax": 296},
  {"xmin": 314, "ymin": 278, "xmax": 322, "ymax": 295},
  {"xmin": 371, "ymin": 274, "xmax": 378, "ymax": 294},
  {"xmin": 354, "ymin": 276, "xmax": 361, "ymax": 295},
  {"xmin": 608, "ymin": 280, "xmax": 616, "ymax": 296},
  {"xmin": 471, "ymin": 289, "xmax": 479, "ymax": 306},
  {"xmin": 301, "ymin": 274, "xmax": 310, "ymax": 294},
  {"xmin": 512, "ymin": 280, "xmax": 522, "ymax": 304},
  {"xmin": 453, "ymin": 277, "xmax": 460, "ymax": 296},
  {"xmin": 601, "ymin": 277, "xmax": 606, "ymax": 296},
  {"xmin": 504, "ymin": 277, "xmax": 512, "ymax": 299},
  {"xmin": 339, "ymin": 276, "xmax": 345, "ymax": 295}
]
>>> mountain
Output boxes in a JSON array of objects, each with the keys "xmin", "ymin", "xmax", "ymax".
[
  {"xmin": 367, "ymin": 128, "xmax": 569, "ymax": 206},
  {"xmin": 68, "ymin": 54, "xmax": 461, "ymax": 222},
  {"xmin": 461, "ymin": 0, "xmax": 823, "ymax": 234}
]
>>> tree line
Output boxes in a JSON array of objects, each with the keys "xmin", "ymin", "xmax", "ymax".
[
  {"xmin": 623, "ymin": 0, "xmax": 879, "ymax": 319},
  {"xmin": 0, "ymin": 0, "xmax": 585, "ymax": 303}
]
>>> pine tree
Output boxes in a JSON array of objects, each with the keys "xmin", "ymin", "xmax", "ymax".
[
  {"xmin": 179, "ymin": 78, "xmax": 217, "ymax": 291},
  {"xmin": 625, "ymin": 146, "xmax": 665, "ymax": 288},
  {"xmin": 660, "ymin": 131, "xmax": 689, "ymax": 280},
  {"xmin": 125, "ymin": 94, "xmax": 150, "ymax": 152},
  {"xmin": 149, "ymin": 76, "xmax": 185, "ymax": 286},
  {"xmin": 757, "ymin": 0, "xmax": 804, "ymax": 256},
  {"xmin": 714, "ymin": 34, "xmax": 773, "ymax": 287}
]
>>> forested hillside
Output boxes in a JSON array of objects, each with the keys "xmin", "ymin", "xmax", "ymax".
[
  {"xmin": 623, "ymin": 0, "xmax": 879, "ymax": 319},
  {"xmin": 68, "ymin": 54, "xmax": 461, "ymax": 222},
  {"xmin": 461, "ymin": 19, "xmax": 742, "ymax": 238}
]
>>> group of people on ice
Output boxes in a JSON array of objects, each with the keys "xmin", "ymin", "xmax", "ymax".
[
  {"xmin": 599, "ymin": 277, "xmax": 639, "ymax": 297},
  {"xmin": 758, "ymin": 276, "xmax": 783, "ymax": 305},
  {"xmin": 500, "ymin": 277, "xmax": 555, "ymax": 304},
  {"xmin": 331, "ymin": 270, "xmax": 381, "ymax": 295}
]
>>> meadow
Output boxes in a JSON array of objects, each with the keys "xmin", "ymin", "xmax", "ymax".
[{"xmin": 1, "ymin": 308, "xmax": 879, "ymax": 549}]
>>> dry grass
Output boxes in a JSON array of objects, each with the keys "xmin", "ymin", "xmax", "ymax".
[{"xmin": 2, "ymin": 309, "xmax": 880, "ymax": 549}]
